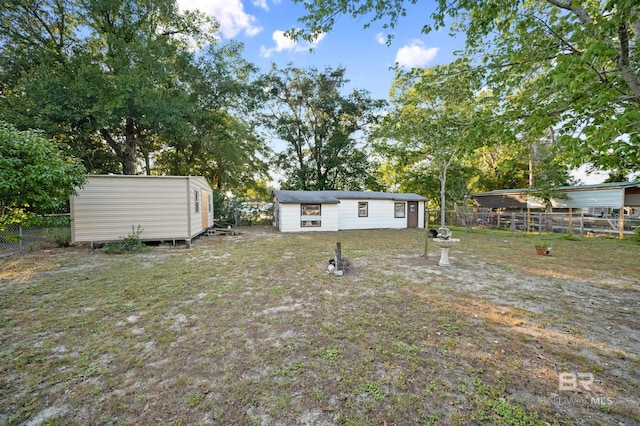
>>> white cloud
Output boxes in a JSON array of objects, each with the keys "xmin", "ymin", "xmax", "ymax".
[
  {"xmin": 176, "ymin": 0, "xmax": 262, "ymax": 38},
  {"xmin": 260, "ymin": 30, "xmax": 326, "ymax": 58},
  {"xmin": 395, "ymin": 41, "xmax": 439, "ymax": 67},
  {"xmin": 253, "ymin": 0, "xmax": 269, "ymax": 10},
  {"xmin": 375, "ymin": 32, "xmax": 386, "ymax": 45}
]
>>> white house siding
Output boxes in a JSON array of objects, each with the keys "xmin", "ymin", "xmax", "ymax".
[
  {"xmin": 71, "ymin": 175, "xmax": 213, "ymax": 244},
  {"xmin": 277, "ymin": 203, "xmax": 339, "ymax": 232},
  {"xmin": 338, "ymin": 199, "xmax": 420, "ymax": 230}
]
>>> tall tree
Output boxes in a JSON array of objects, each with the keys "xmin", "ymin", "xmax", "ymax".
[
  {"xmin": 0, "ymin": 0, "xmax": 267, "ymax": 189},
  {"xmin": 152, "ymin": 41, "xmax": 271, "ymax": 191},
  {"xmin": 375, "ymin": 59, "xmax": 491, "ymax": 225},
  {"xmin": 259, "ymin": 65, "xmax": 386, "ymax": 190},
  {"xmin": 292, "ymin": 0, "xmax": 640, "ymax": 177}
]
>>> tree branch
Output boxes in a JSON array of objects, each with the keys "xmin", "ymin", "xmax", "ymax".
[
  {"xmin": 100, "ymin": 128, "xmax": 122, "ymax": 157},
  {"xmin": 616, "ymin": 22, "xmax": 640, "ymax": 101},
  {"xmin": 545, "ymin": 0, "xmax": 592, "ymax": 25}
]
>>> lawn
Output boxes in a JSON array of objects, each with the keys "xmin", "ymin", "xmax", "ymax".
[{"xmin": 1, "ymin": 227, "xmax": 639, "ymax": 425}]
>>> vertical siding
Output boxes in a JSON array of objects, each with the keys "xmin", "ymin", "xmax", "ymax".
[
  {"xmin": 418, "ymin": 202, "xmax": 425, "ymax": 228},
  {"xmin": 278, "ymin": 203, "xmax": 339, "ymax": 232},
  {"xmin": 187, "ymin": 176, "xmax": 214, "ymax": 238},
  {"xmin": 338, "ymin": 199, "xmax": 409, "ymax": 230}
]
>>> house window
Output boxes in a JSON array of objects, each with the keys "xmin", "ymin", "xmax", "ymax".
[
  {"xmin": 394, "ymin": 202, "xmax": 405, "ymax": 218},
  {"xmin": 194, "ymin": 190, "xmax": 200, "ymax": 213},
  {"xmin": 358, "ymin": 202, "xmax": 368, "ymax": 217},
  {"xmin": 301, "ymin": 203, "xmax": 321, "ymax": 227},
  {"xmin": 208, "ymin": 194, "xmax": 213, "ymax": 214}
]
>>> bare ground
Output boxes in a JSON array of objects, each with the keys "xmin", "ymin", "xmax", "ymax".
[{"xmin": 0, "ymin": 227, "xmax": 639, "ymax": 425}]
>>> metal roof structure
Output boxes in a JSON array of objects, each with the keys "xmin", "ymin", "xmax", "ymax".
[
  {"xmin": 272, "ymin": 190, "xmax": 428, "ymax": 204},
  {"xmin": 472, "ymin": 181, "xmax": 640, "ymax": 209}
]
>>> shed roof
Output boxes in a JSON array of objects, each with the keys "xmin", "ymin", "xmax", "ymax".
[
  {"xmin": 84, "ymin": 174, "xmax": 213, "ymax": 191},
  {"xmin": 472, "ymin": 181, "xmax": 640, "ymax": 209},
  {"xmin": 473, "ymin": 181, "xmax": 640, "ymax": 197},
  {"xmin": 272, "ymin": 190, "xmax": 428, "ymax": 204}
]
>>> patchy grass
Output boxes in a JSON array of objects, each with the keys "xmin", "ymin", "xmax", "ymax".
[{"xmin": 1, "ymin": 226, "xmax": 639, "ymax": 425}]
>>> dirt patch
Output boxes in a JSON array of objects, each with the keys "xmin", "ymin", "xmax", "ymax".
[{"xmin": 1, "ymin": 227, "xmax": 639, "ymax": 425}]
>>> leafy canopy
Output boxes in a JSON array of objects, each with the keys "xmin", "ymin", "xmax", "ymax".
[
  {"xmin": 0, "ymin": 0, "xmax": 268, "ymax": 192},
  {"xmin": 259, "ymin": 65, "xmax": 386, "ymax": 190},
  {"xmin": 0, "ymin": 122, "xmax": 86, "ymax": 225},
  {"xmin": 292, "ymin": 0, "xmax": 640, "ymax": 177}
]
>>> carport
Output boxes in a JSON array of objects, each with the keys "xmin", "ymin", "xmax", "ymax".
[{"xmin": 472, "ymin": 181, "xmax": 640, "ymax": 237}]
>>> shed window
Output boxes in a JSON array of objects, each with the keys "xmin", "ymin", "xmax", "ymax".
[
  {"xmin": 394, "ymin": 202, "xmax": 405, "ymax": 218},
  {"xmin": 358, "ymin": 202, "xmax": 368, "ymax": 217},
  {"xmin": 194, "ymin": 190, "xmax": 200, "ymax": 213},
  {"xmin": 301, "ymin": 203, "xmax": 321, "ymax": 227},
  {"xmin": 301, "ymin": 204, "xmax": 321, "ymax": 216}
]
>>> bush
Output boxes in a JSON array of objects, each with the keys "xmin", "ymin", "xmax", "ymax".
[
  {"xmin": 102, "ymin": 226, "xmax": 149, "ymax": 254},
  {"xmin": 563, "ymin": 231, "xmax": 581, "ymax": 241},
  {"xmin": 44, "ymin": 227, "xmax": 71, "ymax": 247}
]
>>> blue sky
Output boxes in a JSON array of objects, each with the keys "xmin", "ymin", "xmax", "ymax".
[
  {"xmin": 176, "ymin": 0, "xmax": 465, "ymax": 100},
  {"xmin": 175, "ymin": 0, "xmax": 611, "ymax": 184}
]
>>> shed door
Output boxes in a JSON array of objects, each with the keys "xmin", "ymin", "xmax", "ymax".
[
  {"xmin": 202, "ymin": 191, "xmax": 209, "ymax": 228},
  {"xmin": 407, "ymin": 201, "xmax": 418, "ymax": 228}
]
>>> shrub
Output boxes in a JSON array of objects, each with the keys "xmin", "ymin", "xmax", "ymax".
[
  {"xmin": 44, "ymin": 227, "xmax": 71, "ymax": 247},
  {"xmin": 563, "ymin": 231, "xmax": 581, "ymax": 241},
  {"xmin": 102, "ymin": 226, "xmax": 148, "ymax": 254}
]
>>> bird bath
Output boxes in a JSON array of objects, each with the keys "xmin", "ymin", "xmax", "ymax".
[{"xmin": 432, "ymin": 227, "xmax": 460, "ymax": 266}]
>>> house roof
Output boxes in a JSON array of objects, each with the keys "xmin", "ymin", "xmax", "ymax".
[{"xmin": 272, "ymin": 190, "xmax": 428, "ymax": 204}]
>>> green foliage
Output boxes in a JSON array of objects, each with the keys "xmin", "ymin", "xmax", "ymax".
[
  {"xmin": 102, "ymin": 226, "xmax": 148, "ymax": 254},
  {"xmin": 563, "ymin": 232, "xmax": 581, "ymax": 242},
  {"xmin": 0, "ymin": 0, "xmax": 268, "ymax": 190},
  {"xmin": 354, "ymin": 380, "xmax": 388, "ymax": 401},
  {"xmin": 470, "ymin": 379, "xmax": 548, "ymax": 425},
  {"xmin": 374, "ymin": 59, "xmax": 490, "ymax": 222},
  {"xmin": 293, "ymin": 0, "xmax": 640, "ymax": 176},
  {"xmin": 0, "ymin": 122, "xmax": 86, "ymax": 225},
  {"xmin": 44, "ymin": 228, "xmax": 72, "ymax": 248},
  {"xmin": 259, "ymin": 65, "xmax": 386, "ymax": 190}
]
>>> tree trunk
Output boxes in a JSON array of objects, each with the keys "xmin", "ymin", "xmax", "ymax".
[
  {"xmin": 440, "ymin": 161, "xmax": 447, "ymax": 228},
  {"xmin": 122, "ymin": 119, "xmax": 137, "ymax": 175}
]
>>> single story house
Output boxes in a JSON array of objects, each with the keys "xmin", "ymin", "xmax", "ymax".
[
  {"xmin": 71, "ymin": 175, "xmax": 214, "ymax": 246},
  {"xmin": 271, "ymin": 190, "xmax": 428, "ymax": 232}
]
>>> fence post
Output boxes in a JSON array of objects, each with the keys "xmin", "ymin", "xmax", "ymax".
[
  {"xmin": 19, "ymin": 225, "xmax": 23, "ymax": 254},
  {"xmin": 580, "ymin": 212, "xmax": 584, "ymax": 236},
  {"xmin": 568, "ymin": 208, "xmax": 573, "ymax": 234},
  {"xmin": 538, "ymin": 213, "xmax": 542, "ymax": 237},
  {"xmin": 511, "ymin": 212, "xmax": 516, "ymax": 237}
]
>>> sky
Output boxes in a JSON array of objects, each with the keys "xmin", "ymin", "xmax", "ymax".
[
  {"xmin": 175, "ymin": 0, "xmax": 464, "ymax": 101},
  {"xmin": 175, "ymin": 0, "xmax": 611, "ymax": 185}
]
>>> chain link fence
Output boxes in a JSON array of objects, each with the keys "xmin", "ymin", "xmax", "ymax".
[{"xmin": 0, "ymin": 215, "xmax": 71, "ymax": 257}]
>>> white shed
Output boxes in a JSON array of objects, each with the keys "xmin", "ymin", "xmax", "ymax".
[
  {"xmin": 71, "ymin": 175, "xmax": 214, "ymax": 246},
  {"xmin": 271, "ymin": 190, "xmax": 428, "ymax": 233}
]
